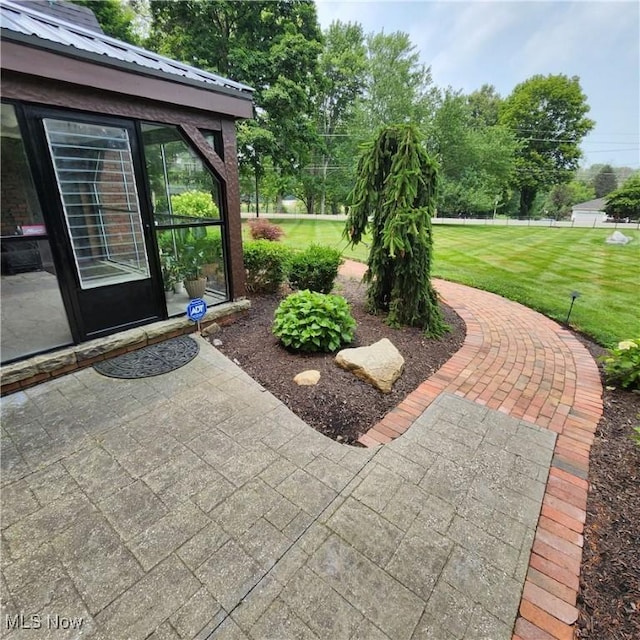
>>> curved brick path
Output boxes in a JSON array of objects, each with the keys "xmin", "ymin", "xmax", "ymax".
[{"xmin": 340, "ymin": 260, "xmax": 603, "ymax": 640}]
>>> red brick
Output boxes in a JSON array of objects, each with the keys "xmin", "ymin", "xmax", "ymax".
[
  {"xmin": 543, "ymin": 494, "xmax": 586, "ymax": 524},
  {"xmin": 538, "ymin": 516, "xmax": 583, "ymax": 547},
  {"xmin": 366, "ymin": 429, "xmax": 392, "ymax": 444},
  {"xmin": 1, "ymin": 381, "xmax": 22, "ymax": 396},
  {"xmin": 514, "ymin": 617, "xmax": 557, "ymax": 640},
  {"xmin": 532, "ymin": 539, "xmax": 581, "ymax": 575},
  {"xmin": 522, "ymin": 581, "xmax": 579, "ymax": 624},
  {"xmin": 519, "ymin": 600, "xmax": 574, "ymax": 640},
  {"xmin": 549, "ymin": 467, "xmax": 589, "ymax": 491},
  {"xmin": 527, "ymin": 567, "xmax": 577, "ymax": 606},
  {"xmin": 536, "ymin": 529, "xmax": 582, "ymax": 561},
  {"xmin": 375, "ymin": 422, "xmax": 404, "ymax": 438},
  {"xmin": 357, "ymin": 433, "xmax": 380, "ymax": 448},
  {"xmin": 540, "ymin": 504, "xmax": 584, "ymax": 534}
]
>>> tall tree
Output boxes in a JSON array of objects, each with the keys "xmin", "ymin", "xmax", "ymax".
[
  {"xmin": 430, "ymin": 89, "xmax": 518, "ymax": 216},
  {"xmin": 357, "ymin": 31, "xmax": 436, "ymax": 130},
  {"xmin": 345, "ymin": 124, "xmax": 445, "ymax": 336},
  {"xmin": 605, "ymin": 173, "xmax": 640, "ymax": 219},
  {"xmin": 310, "ymin": 21, "xmax": 367, "ymax": 215},
  {"xmin": 592, "ymin": 164, "xmax": 617, "ymax": 198},
  {"xmin": 148, "ymin": 0, "xmax": 322, "ymax": 201},
  {"xmin": 72, "ymin": 0, "xmax": 141, "ymax": 43},
  {"xmin": 500, "ymin": 74, "xmax": 595, "ymax": 217},
  {"xmin": 542, "ymin": 180, "xmax": 595, "ymax": 219},
  {"xmin": 467, "ymin": 84, "xmax": 501, "ymax": 128}
]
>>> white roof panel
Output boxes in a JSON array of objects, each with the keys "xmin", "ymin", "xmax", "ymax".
[{"xmin": 0, "ymin": 0, "xmax": 254, "ymax": 97}]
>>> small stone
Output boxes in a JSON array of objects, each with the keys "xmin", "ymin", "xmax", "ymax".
[
  {"xmin": 293, "ymin": 370, "xmax": 321, "ymax": 386},
  {"xmin": 212, "ymin": 339, "xmax": 223, "ymax": 347},
  {"xmin": 201, "ymin": 322, "xmax": 220, "ymax": 337}
]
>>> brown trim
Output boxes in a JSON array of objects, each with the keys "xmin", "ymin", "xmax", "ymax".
[
  {"xmin": 2, "ymin": 72, "xmax": 228, "ymax": 130},
  {"xmin": 181, "ymin": 125, "xmax": 227, "ymax": 182},
  {"xmin": 1, "ymin": 41, "xmax": 254, "ymax": 119},
  {"xmin": 221, "ymin": 119, "xmax": 246, "ymax": 299}
]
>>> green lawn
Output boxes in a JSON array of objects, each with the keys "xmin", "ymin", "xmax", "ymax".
[{"xmin": 242, "ymin": 218, "xmax": 640, "ymax": 347}]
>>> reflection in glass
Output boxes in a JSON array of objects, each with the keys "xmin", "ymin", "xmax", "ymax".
[
  {"xmin": 43, "ymin": 119, "xmax": 150, "ymax": 289},
  {"xmin": 142, "ymin": 122, "xmax": 229, "ymax": 315},
  {"xmin": 1, "ymin": 104, "xmax": 73, "ymax": 362},
  {"xmin": 141, "ymin": 123, "xmax": 222, "ymax": 225}
]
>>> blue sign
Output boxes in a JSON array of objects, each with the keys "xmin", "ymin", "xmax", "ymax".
[{"xmin": 187, "ymin": 298, "xmax": 207, "ymax": 322}]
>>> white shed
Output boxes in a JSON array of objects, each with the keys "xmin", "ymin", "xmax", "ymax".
[{"xmin": 571, "ymin": 197, "xmax": 607, "ymax": 224}]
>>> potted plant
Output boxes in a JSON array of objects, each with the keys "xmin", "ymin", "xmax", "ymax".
[
  {"xmin": 179, "ymin": 244, "xmax": 207, "ymax": 299},
  {"xmin": 159, "ymin": 250, "xmax": 180, "ymax": 293}
]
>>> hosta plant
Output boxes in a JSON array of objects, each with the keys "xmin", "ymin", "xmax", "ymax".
[
  {"xmin": 273, "ymin": 290, "xmax": 356, "ymax": 352},
  {"xmin": 601, "ymin": 338, "xmax": 640, "ymax": 390}
]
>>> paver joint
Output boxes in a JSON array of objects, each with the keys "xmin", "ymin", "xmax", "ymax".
[{"xmin": 0, "ymin": 260, "xmax": 603, "ymax": 640}]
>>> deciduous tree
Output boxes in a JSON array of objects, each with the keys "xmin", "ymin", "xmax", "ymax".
[
  {"xmin": 592, "ymin": 164, "xmax": 617, "ymax": 198},
  {"xmin": 499, "ymin": 74, "xmax": 595, "ymax": 217},
  {"xmin": 605, "ymin": 173, "xmax": 640, "ymax": 219}
]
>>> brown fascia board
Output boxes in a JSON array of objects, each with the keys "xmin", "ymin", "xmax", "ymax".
[{"xmin": 0, "ymin": 37, "xmax": 254, "ymax": 120}]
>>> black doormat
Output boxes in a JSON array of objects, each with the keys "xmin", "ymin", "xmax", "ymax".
[{"xmin": 93, "ymin": 335, "xmax": 199, "ymax": 379}]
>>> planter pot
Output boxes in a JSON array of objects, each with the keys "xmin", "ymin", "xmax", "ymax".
[
  {"xmin": 174, "ymin": 281, "xmax": 185, "ymax": 294},
  {"xmin": 184, "ymin": 277, "xmax": 207, "ymax": 299}
]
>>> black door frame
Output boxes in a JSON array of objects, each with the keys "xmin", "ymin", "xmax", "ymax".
[{"xmin": 21, "ymin": 105, "xmax": 167, "ymax": 341}]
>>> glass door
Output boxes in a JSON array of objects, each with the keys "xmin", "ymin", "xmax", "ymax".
[{"xmin": 38, "ymin": 115, "xmax": 164, "ymax": 339}]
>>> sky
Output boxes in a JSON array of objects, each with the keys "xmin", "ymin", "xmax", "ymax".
[{"xmin": 315, "ymin": 0, "xmax": 640, "ymax": 169}]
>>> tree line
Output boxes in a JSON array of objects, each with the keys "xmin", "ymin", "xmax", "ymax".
[{"xmin": 75, "ymin": 0, "xmax": 639, "ymax": 219}]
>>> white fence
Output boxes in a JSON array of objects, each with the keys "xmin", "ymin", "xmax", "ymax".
[{"xmin": 241, "ymin": 212, "xmax": 640, "ymax": 230}]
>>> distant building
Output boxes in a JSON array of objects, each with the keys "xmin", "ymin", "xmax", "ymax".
[{"xmin": 571, "ymin": 198, "xmax": 607, "ymax": 224}]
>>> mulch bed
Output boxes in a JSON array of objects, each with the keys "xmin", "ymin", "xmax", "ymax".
[
  {"xmin": 575, "ymin": 338, "xmax": 640, "ymax": 640},
  {"xmin": 208, "ymin": 274, "xmax": 639, "ymax": 637}
]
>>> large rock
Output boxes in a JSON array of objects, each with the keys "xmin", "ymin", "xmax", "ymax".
[
  {"xmin": 335, "ymin": 338, "xmax": 404, "ymax": 393},
  {"xmin": 293, "ymin": 370, "xmax": 321, "ymax": 386},
  {"xmin": 606, "ymin": 231, "xmax": 631, "ymax": 245}
]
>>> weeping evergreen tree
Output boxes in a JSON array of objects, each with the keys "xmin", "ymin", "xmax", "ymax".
[{"xmin": 345, "ymin": 124, "xmax": 446, "ymax": 337}]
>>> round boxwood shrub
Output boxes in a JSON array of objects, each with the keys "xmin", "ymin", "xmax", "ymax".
[
  {"xmin": 287, "ymin": 244, "xmax": 343, "ymax": 294},
  {"xmin": 273, "ymin": 290, "xmax": 356, "ymax": 352}
]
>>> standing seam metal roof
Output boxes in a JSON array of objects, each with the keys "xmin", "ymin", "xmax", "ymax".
[{"xmin": 0, "ymin": 0, "xmax": 254, "ymax": 97}]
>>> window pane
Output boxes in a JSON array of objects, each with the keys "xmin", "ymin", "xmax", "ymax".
[
  {"xmin": 142, "ymin": 123, "xmax": 222, "ymax": 225},
  {"xmin": 157, "ymin": 225, "xmax": 228, "ymax": 316},
  {"xmin": 1, "ymin": 104, "xmax": 72, "ymax": 362},
  {"xmin": 43, "ymin": 119, "xmax": 150, "ymax": 289},
  {"xmin": 1, "ymin": 103, "xmax": 45, "ymax": 237}
]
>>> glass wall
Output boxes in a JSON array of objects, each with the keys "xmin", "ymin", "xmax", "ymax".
[
  {"xmin": 141, "ymin": 123, "xmax": 228, "ymax": 315},
  {"xmin": 0, "ymin": 103, "xmax": 73, "ymax": 363},
  {"xmin": 43, "ymin": 118, "xmax": 150, "ymax": 289}
]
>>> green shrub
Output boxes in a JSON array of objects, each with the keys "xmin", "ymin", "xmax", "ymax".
[
  {"xmin": 287, "ymin": 244, "xmax": 344, "ymax": 294},
  {"xmin": 243, "ymin": 240, "xmax": 292, "ymax": 293},
  {"xmin": 601, "ymin": 338, "xmax": 640, "ymax": 390},
  {"xmin": 273, "ymin": 290, "xmax": 356, "ymax": 352},
  {"xmin": 171, "ymin": 191, "xmax": 219, "ymax": 220}
]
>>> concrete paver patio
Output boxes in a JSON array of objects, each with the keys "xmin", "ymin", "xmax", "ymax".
[
  {"xmin": 1, "ymin": 264, "xmax": 604, "ymax": 640},
  {"xmin": 1, "ymin": 339, "xmax": 556, "ymax": 640}
]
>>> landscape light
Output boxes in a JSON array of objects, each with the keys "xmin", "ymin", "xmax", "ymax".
[{"xmin": 566, "ymin": 290, "xmax": 581, "ymax": 324}]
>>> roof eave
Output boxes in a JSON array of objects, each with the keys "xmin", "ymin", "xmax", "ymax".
[{"xmin": 0, "ymin": 29, "xmax": 254, "ymax": 103}]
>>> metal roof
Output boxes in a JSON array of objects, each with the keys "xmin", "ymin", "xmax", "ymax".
[{"xmin": 0, "ymin": 0, "xmax": 254, "ymax": 98}]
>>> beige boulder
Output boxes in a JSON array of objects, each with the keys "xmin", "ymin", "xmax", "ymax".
[
  {"xmin": 293, "ymin": 370, "xmax": 321, "ymax": 386},
  {"xmin": 335, "ymin": 338, "xmax": 404, "ymax": 393}
]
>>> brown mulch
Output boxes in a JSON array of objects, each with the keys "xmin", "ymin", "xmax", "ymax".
[
  {"xmin": 208, "ymin": 274, "xmax": 639, "ymax": 637},
  {"xmin": 212, "ymin": 275, "xmax": 465, "ymax": 445},
  {"xmin": 575, "ymin": 339, "xmax": 640, "ymax": 640}
]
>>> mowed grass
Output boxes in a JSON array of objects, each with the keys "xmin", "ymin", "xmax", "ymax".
[{"xmin": 242, "ymin": 218, "xmax": 639, "ymax": 347}]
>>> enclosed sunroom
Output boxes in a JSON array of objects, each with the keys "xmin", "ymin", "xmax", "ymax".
[{"xmin": 0, "ymin": 0, "xmax": 253, "ymax": 365}]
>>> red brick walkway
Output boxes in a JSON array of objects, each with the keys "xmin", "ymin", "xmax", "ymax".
[{"xmin": 340, "ymin": 260, "xmax": 603, "ymax": 640}]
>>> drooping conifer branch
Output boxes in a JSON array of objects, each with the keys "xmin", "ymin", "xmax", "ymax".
[{"xmin": 345, "ymin": 124, "xmax": 446, "ymax": 336}]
